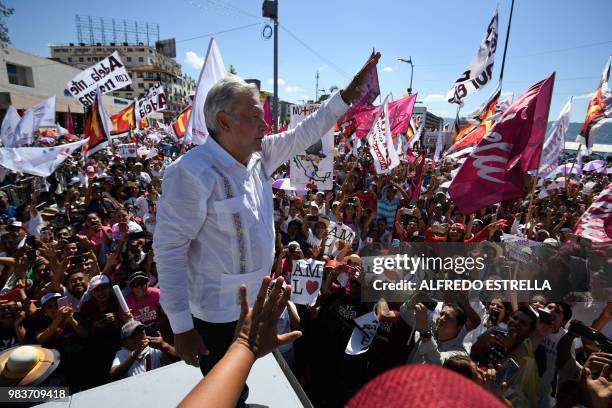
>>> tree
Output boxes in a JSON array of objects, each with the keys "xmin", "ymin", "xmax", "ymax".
[
  {"xmin": 0, "ymin": 1, "xmax": 14, "ymax": 48},
  {"xmin": 228, "ymin": 65, "xmax": 237, "ymax": 75}
]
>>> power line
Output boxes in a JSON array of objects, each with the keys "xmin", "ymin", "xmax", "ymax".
[
  {"xmin": 176, "ymin": 22, "xmax": 262, "ymax": 43},
  {"xmin": 279, "ymin": 23, "xmax": 351, "ymax": 78}
]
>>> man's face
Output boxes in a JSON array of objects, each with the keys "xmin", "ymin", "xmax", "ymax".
[
  {"xmin": 545, "ymin": 303, "xmax": 564, "ymax": 332},
  {"xmin": 436, "ymin": 305, "xmax": 460, "ymax": 340},
  {"xmin": 508, "ymin": 311, "xmax": 533, "ymax": 339},
  {"xmin": 221, "ymin": 91, "xmax": 268, "ymax": 157},
  {"xmin": 314, "ymin": 223, "xmax": 327, "ymax": 238},
  {"xmin": 68, "ymin": 273, "xmax": 88, "ymax": 296},
  {"xmin": 43, "ymin": 299, "xmax": 59, "ymax": 320},
  {"xmin": 124, "ymin": 328, "xmax": 146, "ymax": 351}
]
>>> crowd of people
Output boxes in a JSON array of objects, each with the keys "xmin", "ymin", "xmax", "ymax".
[{"xmin": 0, "ymin": 119, "xmax": 610, "ymax": 407}]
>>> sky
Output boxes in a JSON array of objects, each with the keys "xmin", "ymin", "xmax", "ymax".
[{"xmin": 4, "ymin": 0, "xmax": 612, "ymax": 122}]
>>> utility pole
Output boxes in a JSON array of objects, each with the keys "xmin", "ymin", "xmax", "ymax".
[
  {"xmin": 398, "ymin": 57, "xmax": 414, "ymax": 95},
  {"xmin": 315, "ymin": 70, "xmax": 320, "ymax": 101},
  {"xmin": 263, "ymin": 0, "xmax": 279, "ymax": 131}
]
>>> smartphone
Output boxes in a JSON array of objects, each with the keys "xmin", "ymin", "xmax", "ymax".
[
  {"xmin": 496, "ymin": 358, "xmax": 519, "ymax": 386},
  {"xmin": 56, "ymin": 296, "xmax": 70, "ymax": 309},
  {"xmin": 538, "ymin": 308, "xmax": 553, "ymax": 324},
  {"xmin": 26, "ymin": 249, "xmax": 37, "ymax": 262},
  {"xmin": 26, "ymin": 235, "xmax": 37, "ymax": 249},
  {"xmin": 70, "ymin": 255, "xmax": 87, "ymax": 265}
]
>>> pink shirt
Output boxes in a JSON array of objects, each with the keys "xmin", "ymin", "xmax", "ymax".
[{"xmin": 125, "ymin": 287, "xmax": 161, "ymax": 325}]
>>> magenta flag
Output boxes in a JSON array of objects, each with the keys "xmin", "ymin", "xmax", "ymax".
[
  {"xmin": 409, "ymin": 155, "xmax": 426, "ymax": 202},
  {"xmin": 354, "ymin": 94, "xmax": 418, "ymax": 139},
  {"xmin": 263, "ymin": 98, "xmax": 272, "ymax": 129},
  {"xmin": 337, "ymin": 52, "xmax": 380, "ymax": 125},
  {"xmin": 574, "ymin": 183, "xmax": 612, "ymax": 242},
  {"xmin": 448, "ymin": 74, "xmax": 555, "ymax": 214},
  {"xmin": 66, "ymin": 107, "xmax": 75, "ymax": 135}
]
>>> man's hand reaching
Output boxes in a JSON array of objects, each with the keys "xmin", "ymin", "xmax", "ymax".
[{"xmin": 340, "ymin": 52, "xmax": 382, "ymax": 105}]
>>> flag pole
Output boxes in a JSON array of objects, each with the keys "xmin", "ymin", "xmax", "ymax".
[
  {"xmin": 566, "ymin": 143, "xmax": 582, "ymax": 189},
  {"xmin": 498, "ymin": 0, "xmax": 515, "ymax": 85}
]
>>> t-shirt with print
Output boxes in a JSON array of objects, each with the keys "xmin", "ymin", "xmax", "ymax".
[
  {"xmin": 111, "ymin": 346, "xmax": 162, "ymax": 377},
  {"xmin": 125, "ymin": 287, "xmax": 161, "ymax": 326}
]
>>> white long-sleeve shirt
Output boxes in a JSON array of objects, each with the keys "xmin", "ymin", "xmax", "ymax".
[{"xmin": 153, "ymin": 92, "xmax": 349, "ymax": 333}]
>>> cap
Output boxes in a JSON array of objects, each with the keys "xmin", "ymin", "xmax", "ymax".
[
  {"xmin": 88, "ymin": 274, "xmax": 110, "ymax": 291},
  {"xmin": 40, "ymin": 292, "xmax": 62, "ymax": 306},
  {"xmin": 310, "ymin": 202, "xmax": 319, "ymax": 210},
  {"xmin": 325, "ymin": 259, "xmax": 342, "ymax": 269},
  {"xmin": 86, "ymin": 166, "xmax": 95, "ymax": 173},
  {"xmin": 315, "ymin": 216, "xmax": 330, "ymax": 228},
  {"xmin": 287, "ymin": 241, "xmax": 301, "ymax": 251},
  {"xmin": 121, "ymin": 320, "xmax": 145, "ymax": 340},
  {"xmin": 128, "ymin": 272, "xmax": 149, "ymax": 286}
]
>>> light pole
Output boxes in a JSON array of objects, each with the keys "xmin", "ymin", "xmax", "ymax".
[
  {"xmin": 263, "ymin": 0, "xmax": 278, "ymax": 131},
  {"xmin": 398, "ymin": 57, "xmax": 414, "ymax": 95}
]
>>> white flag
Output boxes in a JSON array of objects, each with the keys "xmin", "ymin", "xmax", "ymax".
[
  {"xmin": 447, "ymin": 8, "xmax": 498, "ymax": 104},
  {"xmin": 184, "ymin": 37, "xmax": 227, "ymax": 145},
  {"xmin": 538, "ymin": 98, "xmax": 572, "ymax": 177},
  {"xmin": 433, "ymin": 127, "xmax": 445, "ymax": 162},
  {"xmin": 12, "ymin": 96, "xmax": 56, "ymax": 147},
  {"xmin": 408, "ymin": 116, "xmax": 424, "ymax": 149},
  {"xmin": 1, "ymin": 106, "xmax": 21, "ymax": 147},
  {"xmin": 367, "ymin": 94, "xmax": 400, "ymax": 174},
  {"xmin": 0, "ymin": 138, "xmax": 89, "ymax": 177}
]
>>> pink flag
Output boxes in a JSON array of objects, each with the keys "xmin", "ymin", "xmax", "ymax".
[
  {"xmin": 66, "ymin": 107, "xmax": 74, "ymax": 135},
  {"xmin": 409, "ymin": 155, "xmax": 426, "ymax": 202},
  {"xmin": 263, "ymin": 98, "xmax": 273, "ymax": 133},
  {"xmin": 354, "ymin": 94, "xmax": 417, "ymax": 139},
  {"xmin": 337, "ymin": 51, "xmax": 380, "ymax": 125},
  {"xmin": 574, "ymin": 183, "xmax": 612, "ymax": 242},
  {"xmin": 448, "ymin": 74, "xmax": 555, "ymax": 214}
]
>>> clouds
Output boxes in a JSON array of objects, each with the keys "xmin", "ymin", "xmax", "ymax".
[
  {"xmin": 284, "ymin": 85, "xmax": 302, "ymax": 93},
  {"xmin": 267, "ymin": 78, "xmax": 302, "ymax": 93},
  {"xmin": 424, "ymin": 94, "xmax": 446, "ymax": 102},
  {"xmin": 573, "ymin": 92, "xmax": 594, "ymax": 100},
  {"xmin": 184, "ymin": 51, "xmax": 204, "ymax": 70},
  {"xmin": 383, "ymin": 66, "xmax": 393, "ymax": 73},
  {"xmin": 268, "ymin": 78, "xmax": 286, "ymax": 86}
]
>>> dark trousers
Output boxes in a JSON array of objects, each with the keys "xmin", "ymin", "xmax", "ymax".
[{"xmin": 193, "ymin": 318, "xmax": 249, "ymax": 406}]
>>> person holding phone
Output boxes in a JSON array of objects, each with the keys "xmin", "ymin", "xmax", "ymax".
[{"xmin": 154, "ymin": 53, "xmax": 380, "ymax": 407}]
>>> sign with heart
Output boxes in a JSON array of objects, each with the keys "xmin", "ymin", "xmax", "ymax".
[
  {"xmin": 290, "ymin": 259, "xmax": 324, "ymax": 306},
  {"xmin": 324, "ymin": 222, "xmax": 355, "ymax": 257}
]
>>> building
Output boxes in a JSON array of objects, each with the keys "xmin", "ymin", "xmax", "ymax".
[
  {"xmin": 0, "ymin": 47, "xmax": 132, "ymax": 133},
  {"xmin": 414, "ymin": 106, "xmax": 443, "ymax": 131},
  {"xmin": 49, "ymin": 42, "xmax": 195, "ymax": 122}
]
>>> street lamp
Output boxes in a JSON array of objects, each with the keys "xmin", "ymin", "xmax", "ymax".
[{"xmin": 398, "ymin": 57, "xmax": 414, "ymax": 95}]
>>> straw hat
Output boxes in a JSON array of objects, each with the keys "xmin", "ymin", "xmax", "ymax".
[{"xmin": 0, "ymin": 345, "xmax": 60, "ymax": 386}]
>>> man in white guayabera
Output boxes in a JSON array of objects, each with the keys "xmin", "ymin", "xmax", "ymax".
[{"xmin": 153, "ymin": 54, "xmax": 380, "ymax": 405}]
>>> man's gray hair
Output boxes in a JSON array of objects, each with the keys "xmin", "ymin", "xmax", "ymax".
[{"xmin": 204, "ymin": 74, "xmax": 259, "ymax": 137}]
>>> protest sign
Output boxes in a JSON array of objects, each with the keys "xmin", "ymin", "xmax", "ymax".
[
  {"xmin": 290, "ymin": 259, "xmax": 324, "ymax": 306},
  {"xmin": 66, "ymin": 51, "xmax": 132, "ymax": 106},
  {"xmin": 324, "ymin": 222, "xmax": 355, "ymax": 257},
  {"xmin": 117, "ymin": 143, "xmax": 138, "ymax": 158},
  {"xmin": 136, "ymin": 82, "xmax": 167, "ymax": 119},
  {"xmin": 289, "ymin": 103, "xmax": 334, "ymax": 189},
  {"xmin": 345, "ymin": 310, "xmax": 379, "ymax": 355}
]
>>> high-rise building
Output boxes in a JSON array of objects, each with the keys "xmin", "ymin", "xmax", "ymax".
[{"xmin": 49, "ymin": 42, "xmax": 195, "ymax": 122}]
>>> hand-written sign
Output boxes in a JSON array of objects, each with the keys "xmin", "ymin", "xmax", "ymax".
[
  {"xmin": 67, "ymin": 51, "xmax": 132, "ymax": 106},
  {"xmin": 345, "ymin": 311, "xmax": 379, "ymax": 355},
  {"xmin": 324, "ymin": 222, "xmax": 355, "ymax": 257},
  {"xmin": 290, "ymin": 259, "xmax": 324, "ymax": 306},
  {"xmin": 117, "ymin": 143, "xmax": 138, "ymax": 158}
]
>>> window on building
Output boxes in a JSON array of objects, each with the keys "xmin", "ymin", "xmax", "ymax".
[
  {"xmin": 6, "ymin": 63, "xmax": 34, "ymax": 87},
  {"xmin": 126, "ymin": 93, "xmax": 132, "ymax": 99},
  {"xmin": 79, "ymin": 57, "xmax": 84, "ymax": 62},
  {"xmin": 68, "ymin": 57, "xmax": 72, "ymax": 62},
  {"xmin": 148, "ymin": 49, "xmax": 153, "ymax": 53},
  {"xmin": 137, "ymin": 48, "xmax": 145, "ymax": 52},
  {"xmin": 127, "ymin": 48, "xmax": 133, "ymax": 52},
  {"xmin": 138, "ymin": 57, "xmax": 144, "ymax": 62},
  {"xmin": 137, "ymin": 72, "xmax": 143, "ymax": 78},
  {"xmin": 127, "ymin": 57, "xmax": 132, "ymax": 62},
  {"xmin": 138, "ymin": 83, "xmax": 144, "ymax": 88}
]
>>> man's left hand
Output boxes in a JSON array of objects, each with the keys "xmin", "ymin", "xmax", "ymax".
[{"xmin": 340, "ymin": 52, "xmax": 382, "ymax": 105}]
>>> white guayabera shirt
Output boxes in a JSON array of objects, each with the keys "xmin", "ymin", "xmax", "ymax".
[{"xmin": 154, "ymin": 92, "xmax": 348, "ymax": 333}]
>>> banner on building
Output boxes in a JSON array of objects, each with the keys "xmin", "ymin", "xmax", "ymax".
[{"xmin": 66, "ymin": 51, "xmax": 132, "ymax": 106}]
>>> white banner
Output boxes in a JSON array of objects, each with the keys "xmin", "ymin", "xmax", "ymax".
[
  {"xmin": 117, "ymin": 143, "xmax": 138, "ymax": 158},
  {"xmin": 433, "ymin": 128, "xmax": 445, "ymax": 162},
  {"xmin": 0, "ymin": 138, "xmax": 88, "ymax": 177},
  {"xmin": 324, "ymin": 222, "xmax": 356, "ymax": 257},
  {"xmin": 446, "ymin": 8, "xmax": 498, "ymax": 104},
  {"xmin": 136, "ymin": 82, "xmax": 167, "ymax": 120},
  {"xmin": 289, "ymin": 259, "xmax": 324, "ymax": 306},
  {"xmin": 345, "ymin": 311, "xmax": 379, "ymax": 355},
  {"xmin": 1, "ymin": 106, "xmax": 21, "ymax": 147},
  {"xmin": 288, "ymin": 103, "xmax": 334, "ymax": 190},
  {"xmin": 66, "ymin": 51, "xmax": 132, "ymax": 106},
  {"xmin": 185, "ymin": 37, "xmax": 226, "ymax": 145},
  {"xmin": 367, "ymin": 94, "xmax": 399, "ymax": 174}
]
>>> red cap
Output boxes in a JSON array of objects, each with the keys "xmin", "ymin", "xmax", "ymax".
[
  {"xmin": 325, "ymin": 259, "xmax": 342, "ymax": 269},
  {"xmin": 347, "ymin": 364, "xmax": 506, "ymax": 408}
]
